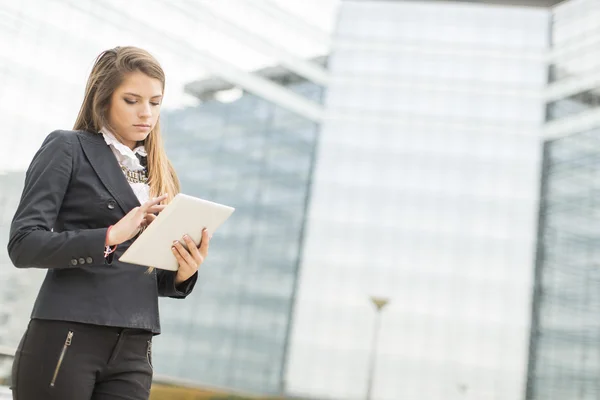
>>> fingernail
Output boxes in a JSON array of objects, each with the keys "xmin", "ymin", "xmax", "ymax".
[
  {"xmin": 171, "ymin": 247, "xmax": 175, "ymax": 251},
  {"xmin": 173, "ymin": 240, "xmax": 178, "ymax": 245}
]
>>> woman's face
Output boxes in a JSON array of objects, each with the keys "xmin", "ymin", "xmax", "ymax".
[{"xmin": 107, "ymin": 70, "xmax": 163, "ymax": 149}]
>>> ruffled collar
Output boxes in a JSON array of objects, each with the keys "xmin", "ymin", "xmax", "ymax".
[{"xmin": 100, "ymin": 127, "xmax": 147, "ymax": 171}]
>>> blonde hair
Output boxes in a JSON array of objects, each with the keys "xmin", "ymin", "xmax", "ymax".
[{"xmin": 73, "ymin": 46, "xmax": 180, "ymax": 203}]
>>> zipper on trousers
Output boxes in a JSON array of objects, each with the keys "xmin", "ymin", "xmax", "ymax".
[
  {"xmin": 146, "ymin": 340, "xmax": 153, "ymax": 370},
  {"xmin": 50, "ymin": 330, "xmax": 73, "ymax": 387}
]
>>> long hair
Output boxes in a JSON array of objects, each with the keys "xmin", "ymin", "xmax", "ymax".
[{"xmin": 73, "ymin": 46, "xmax": 180, "ymax": 203}]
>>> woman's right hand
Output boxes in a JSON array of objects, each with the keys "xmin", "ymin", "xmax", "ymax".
[{"xmin": 106, "ymin": 194, "xmax": 168, "ymax": 246}]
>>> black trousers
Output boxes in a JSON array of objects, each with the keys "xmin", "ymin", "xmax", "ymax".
[{"xmin": 11, "ymin": 319, "xmax": 153, "ymax": 400}]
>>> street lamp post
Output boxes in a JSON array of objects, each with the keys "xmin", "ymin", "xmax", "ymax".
[{"xmin": 366, "ymin": 296, "xmax": 389, "ymax": 400}]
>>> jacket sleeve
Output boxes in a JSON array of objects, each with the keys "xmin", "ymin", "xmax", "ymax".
[
  {"xmin": 7, "ymin": 130, "xmax": 109, "ymax": 269},
  {"xmin": 156, "ymin": 270, "xmax": 198, "ymax": 298}
]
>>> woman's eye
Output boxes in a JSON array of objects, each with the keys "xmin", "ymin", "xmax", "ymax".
[{"xmin": 124, "ymin": 98, "xmax": 160, "ymax": 106}]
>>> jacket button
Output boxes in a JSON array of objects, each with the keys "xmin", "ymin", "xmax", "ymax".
[
  {"xmin": 78, "ymin": 258, "xmax": 86, "ymax": 265},
  {"xmin": 107, "ymin": 200, "xmax": 116, "ymax": 210},
  {"xmin": 86, "ymin": 257, "xmax": 93, "ymax": 264},
  {"xmin": 70, "ymin": 259, "xmax": 78, "ymax": 266}
]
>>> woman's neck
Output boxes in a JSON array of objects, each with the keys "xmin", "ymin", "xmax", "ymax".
[
  {"xmin": 103, "ymin": 127, "xmax": 138, "ymax": 150},
  {"xmin": 113, "ymin": 133, "xmax": 137, "ymax": 150}
]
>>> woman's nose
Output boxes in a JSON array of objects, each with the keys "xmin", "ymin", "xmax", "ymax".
[{"xmin": 139, "ymin": 104, "xmax": 152, "ymax": 118}]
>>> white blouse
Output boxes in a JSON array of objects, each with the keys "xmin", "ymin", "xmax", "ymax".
[{"xmin": 100, "ymin": 127, "xmax": 150, "ymax": 205}]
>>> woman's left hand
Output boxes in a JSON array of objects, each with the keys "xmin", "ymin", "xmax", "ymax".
[{"xmin": 172, "ymin": 228, "xmax": 210, "ymax": 285}]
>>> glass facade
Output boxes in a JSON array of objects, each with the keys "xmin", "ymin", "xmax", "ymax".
[
  {"xmin": 548, "ymin": 0, "xmax": 600, "ymax": 83},
  {"xmin": 546, "ymin": 0, "xmax": 600, "ymax": 122},
  {"xmin": 547, "ymin": 90, "xmax": 600, "ymax": 121},
  {"xmin": 285, "ymin": 1, "xmax": 549, "ymax": 399},
  {"xmin": 527, "ymin": 0, "xmax": 600, "ymax": 399},
  {"xmin": 546, "ymin": 0, "xmax": 600, "ymax": 121},
  {"xmin": 528, "ymin": 131, "xmax": 600, "ymax": 400},
  {"xmin": 151, "ymin": 80, "xmax": 323, "ymax": 394}
]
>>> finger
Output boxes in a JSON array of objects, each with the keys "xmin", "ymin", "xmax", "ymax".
[
  {"xmin": 146, "ymin": 205, "xmax": 166, "ymax": 214},
  {"xmin": 175, "ymin": 247, "xmax": 196, "ymax": 274},
  {"xmin": 145, "ymin": 214, "xmax": 157, "ymax": 224},
  {"xmin": 141, "ymin": 194, "xmax": 168, "ymax": 212},
  {"xmin": 182, "ymin": 235, "xmax": 203, "ymax": 265},
  {"xmin": 145, "ymin": 194, "xmax": 167, "ymax": 208},
  {"xmin": 199, "ymin": 228, "xmax": 210, "ymax": 257},
  {"xmin": 171, "ymin": 245, "xmax": 188, "ymax": 268},
  {"xmin": 173, "ymin": 240, "xmax": 200, "ymax": 268}
]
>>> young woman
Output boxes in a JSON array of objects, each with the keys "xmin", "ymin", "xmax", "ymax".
[{"xmin": 7, "ymin": 46, "xmax": 209, "ymax": 400}]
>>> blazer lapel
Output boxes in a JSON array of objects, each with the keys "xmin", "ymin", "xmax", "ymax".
[{"xmin": 77, "ymin": 131, "xmax": 141, "ymax": 214}]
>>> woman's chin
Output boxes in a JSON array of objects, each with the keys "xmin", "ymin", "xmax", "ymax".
[{"xmin": 129, "ymin": 131, "xmax": 151, "ymax": 143}]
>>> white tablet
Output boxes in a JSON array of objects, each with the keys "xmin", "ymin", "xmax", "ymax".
[{"xmin": 119, "ymin": 193, "xmax": 235, "ymax": 271}]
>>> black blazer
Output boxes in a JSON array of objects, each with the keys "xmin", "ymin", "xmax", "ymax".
[{"xmin": 7, "ymin": 130, "xmax": 197, "ymax": 334}]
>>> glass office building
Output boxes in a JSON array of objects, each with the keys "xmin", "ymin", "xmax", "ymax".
[
  {"xmin": 285, "ymin": 1, "xmax": 549, "ymax": 399},
  {"xmin": 528, "ymin": 132, "xmax": 600, "ymax": 400},
  {"xmin": 154, "ymin": 76, "xmax": 323, "ymax": 394},
  {"xmin": 527, "ymin": 0, "xmax": 600, "ymax": 399}
]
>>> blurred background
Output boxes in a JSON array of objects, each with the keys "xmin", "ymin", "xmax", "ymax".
[{"xmin": 0, "ymin": 0, "xmax": 597, "ymax": 399}]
